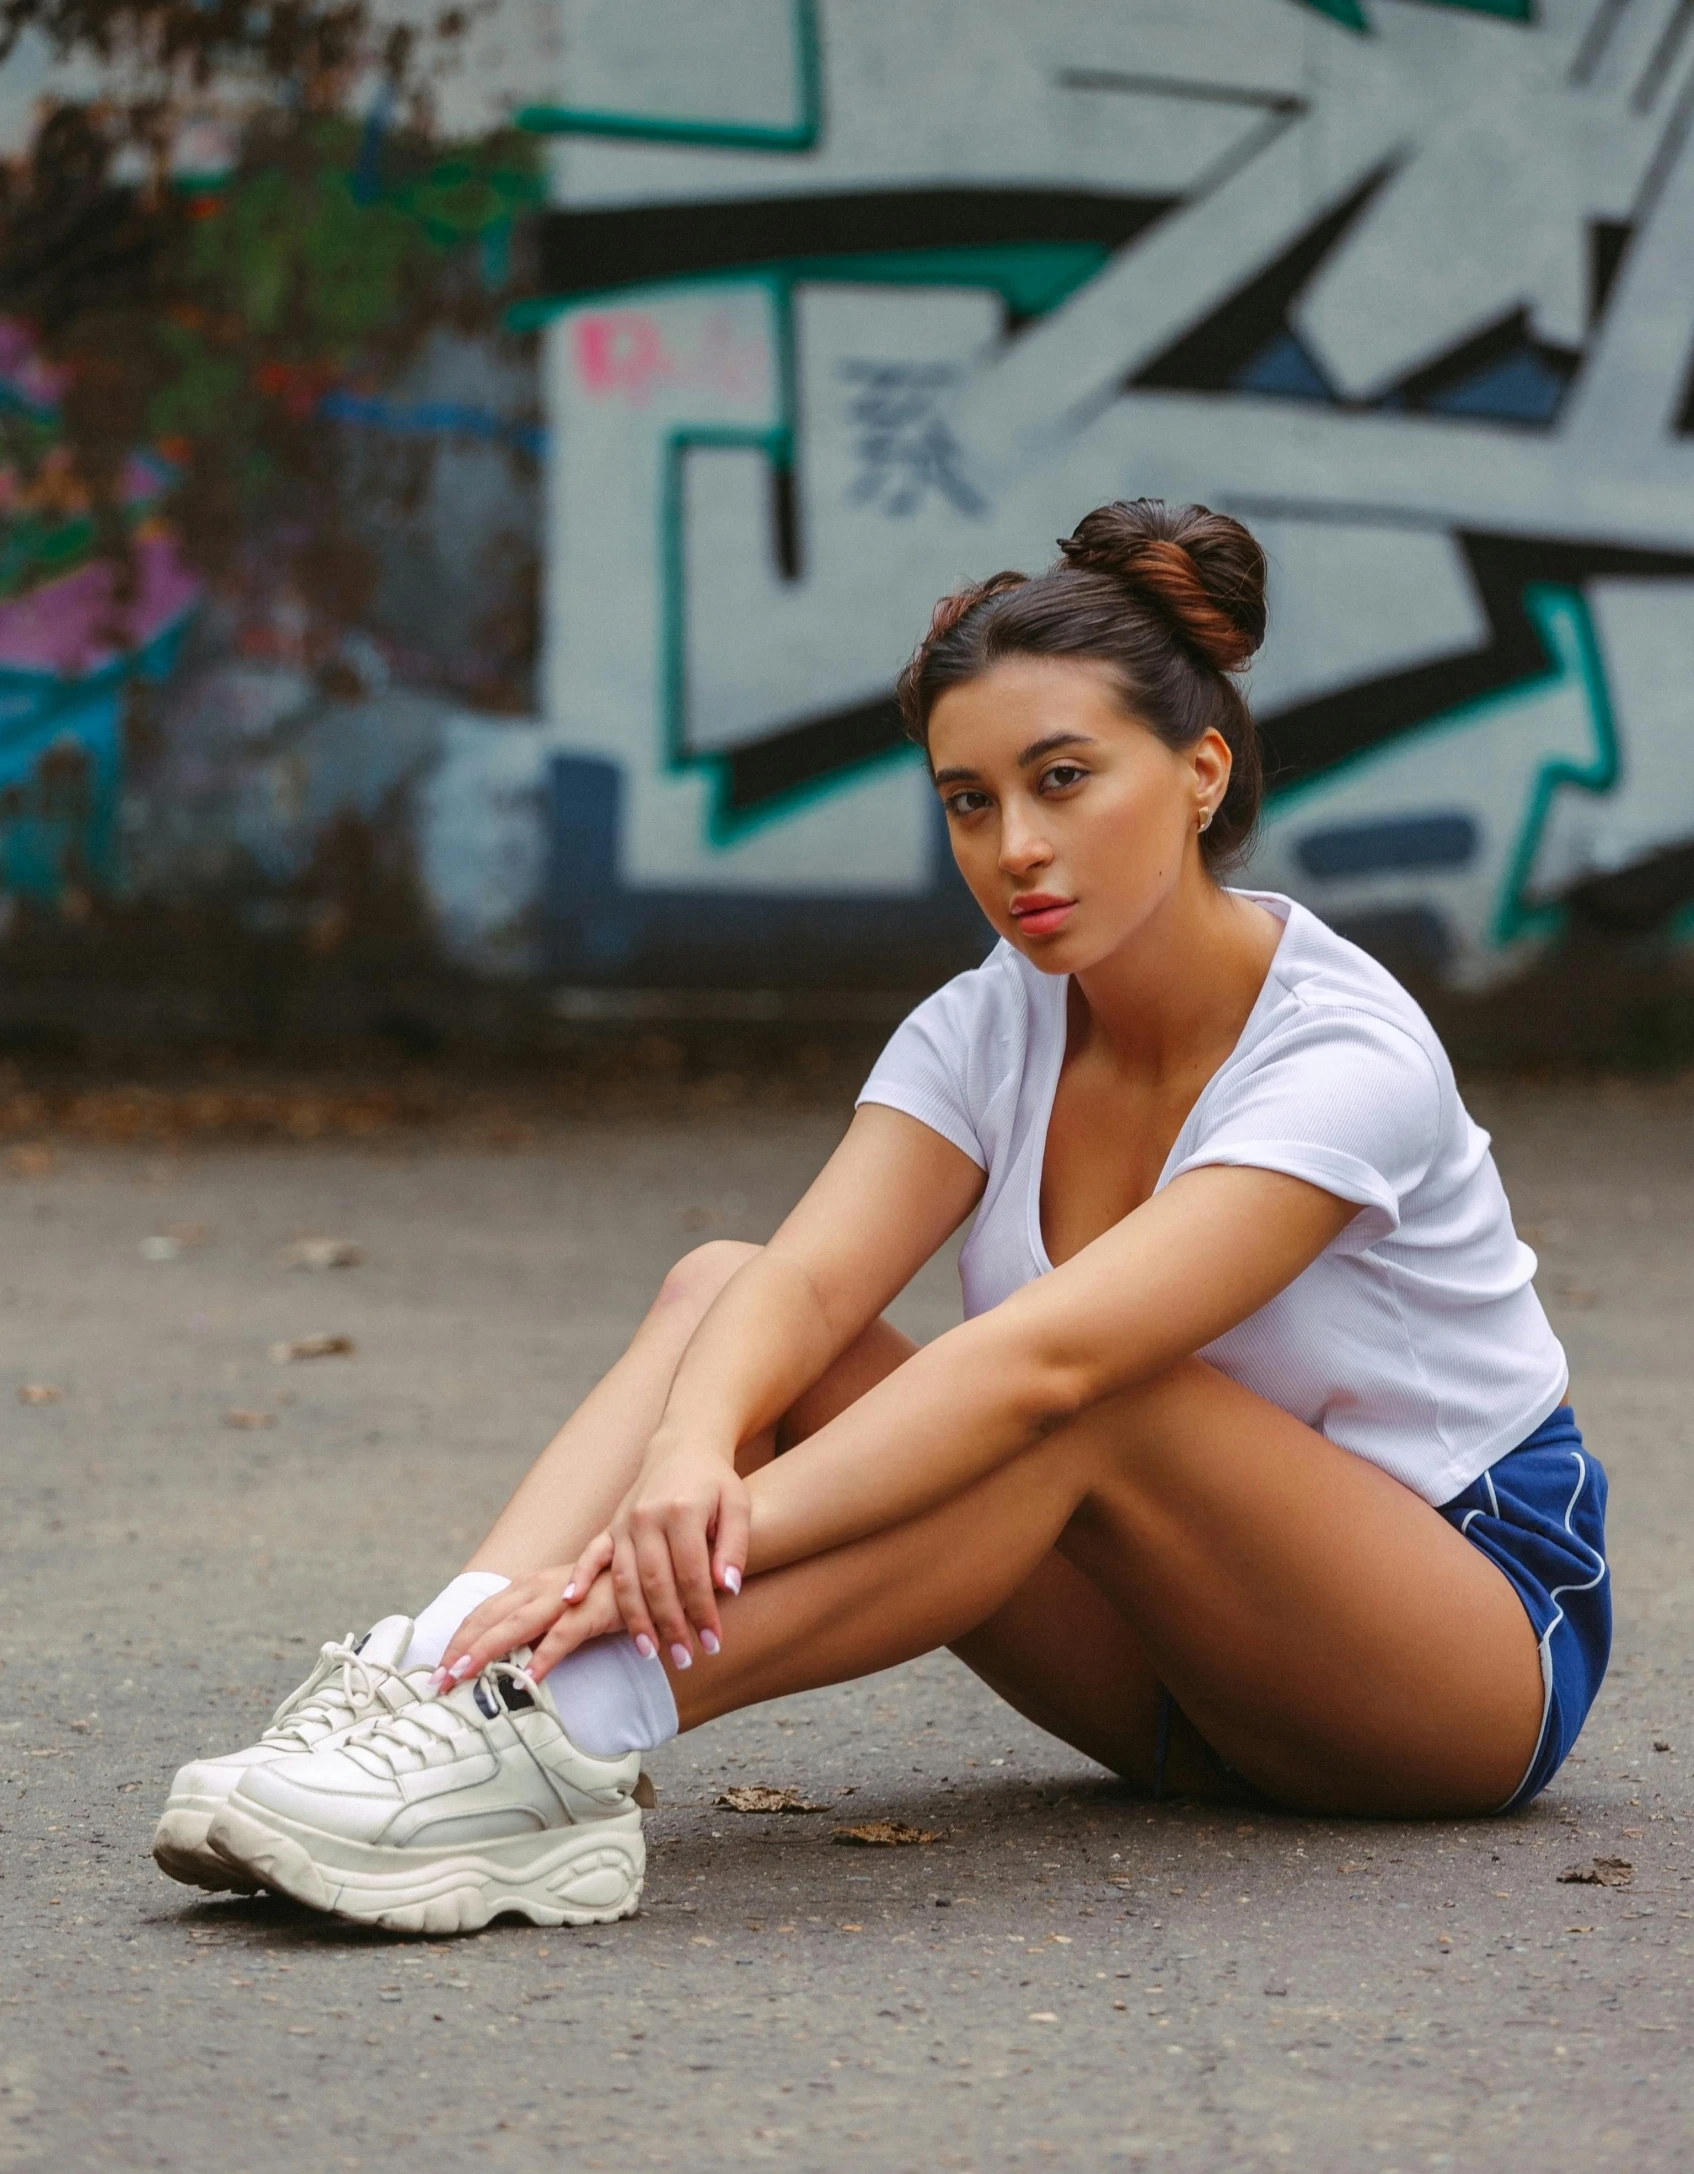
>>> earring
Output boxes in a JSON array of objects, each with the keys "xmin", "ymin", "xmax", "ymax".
[{"xmin": 1198, "ymin": 807, "xmax": 1214, "ymax": 833}]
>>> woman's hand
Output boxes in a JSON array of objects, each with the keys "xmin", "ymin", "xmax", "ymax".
[
  {"xmin": 431, "ymin": 1566, "xmax": 623, "ymax": 1691},
  {"xmin": 562, "ymin": 1436, "xmax": 750, "ymax": 1668}
]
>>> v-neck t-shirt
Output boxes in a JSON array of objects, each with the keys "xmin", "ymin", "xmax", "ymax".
[{"xmin": 855, "ymin": 890, "xmax": 1567, "ymax": 1506}]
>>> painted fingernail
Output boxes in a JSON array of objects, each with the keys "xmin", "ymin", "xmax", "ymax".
[
  {"xmin": 722, "ymin": 1566, "xmax": 742, "ymax": 1596},
  {"xmin": 634, "ymin": 1634, "xmax": 658, "ymax": 1660},
  {"xmin": 429, "ymin": 1669, "xmax": 450, "ymax": 1693},
  {"xmin": 563, "ymin": 1582, "xmax": 577, "ymax": 1602},
  {"xmin": 448, "ymin": 1655, "xmax": 476, "ymax": 1682},
  {"xmin": 700, "ymin": 1628, "xmax": 721, "ymax": 1656},
  {"xmin": 669, "ymin": 1643, "xmax": 692, "ymax": 1670}
]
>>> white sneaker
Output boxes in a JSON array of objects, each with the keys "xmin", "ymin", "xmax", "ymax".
[
  {"xmin": 205, "ymin": 1655, "xmax": 646, "ymax": 1935},
  {"xmin": 151, "ymin": 1614, "xmax": 427, "ymax": 1894}
]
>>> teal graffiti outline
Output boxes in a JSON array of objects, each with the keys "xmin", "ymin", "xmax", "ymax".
[
  {"xmin": 517, "ymin": 0, "xmax": 822, "ymax": 152},
  {"xmin": 565, "ymin": 256, "xmax": 1093, "ymax": 848},
  {"xmin": 1491, "ymin": 585, "xmax": 1618, "ymax": 947},
  {"xmin": 1295, "ymin": 0, "xmax": 1532, "ymax": 28},
  {"xmin": 1262, "ymin": 585, "xmax": 1614, "ymax": 958}
]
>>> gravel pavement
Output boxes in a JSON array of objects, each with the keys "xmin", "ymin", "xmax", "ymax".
[{"xmin": 2, "ymin": 1082, "xmax": 1691, "ymax": 2172}]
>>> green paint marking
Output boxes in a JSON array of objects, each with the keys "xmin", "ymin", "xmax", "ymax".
[
  {"xmin": 518, "ymin": 0, "xmax": 822, "ymax": 152},
  {"xmin": 1293, "ymin": 0, "xmax": 1532, "ymax": 25},
  {"xmin": 1492, "ymin": 586, "xmax": 1618, "ymax": 947},
  {"xmin": 1264, "ymin": 587, "xmax": 1614, "ymax": 961},
  {"xmin": 643, "ymin": 269, "xmax": 923, "ymax": 846},
  {"xmin": 1296, "ymin": 0, "xmax": 1371, "ymax": 27}
]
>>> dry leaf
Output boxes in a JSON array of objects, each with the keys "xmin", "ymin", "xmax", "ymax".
[
  {"xmin": 223, "ymin": 1408, "xmax": 277, "ymax": 1430},
  {"xmin": 717, "ymin": 1786, "xmax": 824, "ymax": 1814},
  {"xmin": 18, "ymin": 1383, "xmax": 62, "ymax": 1405},
  {"xmin": 270, "ymin": 1334, "xmax": 356, "ymax": 1363},
  {"xmin": 280, "ymin": 1236, "xmax": 364, "ymax": 1271},
  {"xmin": 1558, "ymin": 1856, "xmax": 1632, "ymax": 1887},
  {"xmin": 833, "ymin": 1820, "xmax": 940, "ymax": 1848}
]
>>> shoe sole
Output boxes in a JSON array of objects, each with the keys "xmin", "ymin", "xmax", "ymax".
[
  {"xmin": 152, "ymin": 1802, "xmax": 263, "ymax": 1895},
  {"xmin": 207, "ymin": 1802, "xmax": 644, "ymax": 1935}
]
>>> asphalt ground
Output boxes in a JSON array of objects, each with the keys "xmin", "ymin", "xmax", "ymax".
[{"xmin": 2, "ymin": 1077, "xmax": 1690, "ymax": 2172}]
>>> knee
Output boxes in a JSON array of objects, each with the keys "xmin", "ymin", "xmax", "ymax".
[{"xmin": 653, "ymin": 1239, "xmax": 762, "ymax": 1319}]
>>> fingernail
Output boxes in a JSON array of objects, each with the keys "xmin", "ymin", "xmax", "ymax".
[
  {"xmin": 429, "ymin": 1668, "xmax": 450, "ymax": 1693},
  {"xmin": 700, "ymin": 1628, "xmax": 721, "ymax": 1656},
  {"xmin": 634, "ymin": 1634, "xmax": 657, "ymax": 1660},
  {"xmin": 669, "ymin": 1643, "xmax": 692, "ymax": 1670},
  {"xmin": 722, "ymin": 1566, "xmax": 742, "ymax": 1596},
  {"xmin": 448, "ymin": 1655, "xmax": 476, "ymax": 1682},
  {"xmin": 563, "ymin": 1582, "xmax": 576, "ymax": 1601}
]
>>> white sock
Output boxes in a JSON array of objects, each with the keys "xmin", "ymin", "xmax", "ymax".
[
  {"xmin": 403, "ymin": 1571, "xmax": 512, "ymax": 1673},
  {"xmin": 543, "ymin": 1634, "xmax": 679, "ymax": 1758}
]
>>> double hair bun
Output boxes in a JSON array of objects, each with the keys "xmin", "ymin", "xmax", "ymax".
[{"xmin": 1057, "ymin": 499, "xmax": 1267, "ymax": 674}]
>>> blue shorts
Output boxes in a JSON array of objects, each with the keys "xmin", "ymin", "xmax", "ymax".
[{"xmin": 1438, "ymin": 1404, "xmax": 1611, "ymax": 1811}]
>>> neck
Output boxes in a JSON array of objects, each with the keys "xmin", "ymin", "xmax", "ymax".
[{"xmin": 1070, "ymin": 863, "xmax": 1280, "ymax": 1081}]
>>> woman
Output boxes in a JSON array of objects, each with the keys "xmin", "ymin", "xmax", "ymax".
[{"xmin": 154, "ymin": 499, "xmax": 1608, "ymax": 1936}]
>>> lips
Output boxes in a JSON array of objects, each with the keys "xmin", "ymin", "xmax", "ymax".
[{"xmin": 1010, "ymin": 894, "xmax": 1075, "ymax": 938}]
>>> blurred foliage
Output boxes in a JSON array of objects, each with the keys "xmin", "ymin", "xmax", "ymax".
[{"xmin": 0, "ymin": 1, "xmax": 541, "ymax": 655}]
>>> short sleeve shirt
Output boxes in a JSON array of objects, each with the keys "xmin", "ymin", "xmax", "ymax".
[{"xmin": 856, "ymin": 891, "xmax": 1567, "ymax": 1505}]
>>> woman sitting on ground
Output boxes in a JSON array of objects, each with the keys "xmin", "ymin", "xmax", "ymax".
[{"xmin": 154, "ymin": 497, "xmax": 1609, "ymax": 1934}]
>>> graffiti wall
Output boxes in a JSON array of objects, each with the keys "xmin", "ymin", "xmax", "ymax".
[
  {"xmin": 533, "ymin": 0, "xmax": 1694, "ymax": 991},
  {"xmin": 3, "ymin": 0, "xmax": 1693, "ymax": 1014}
]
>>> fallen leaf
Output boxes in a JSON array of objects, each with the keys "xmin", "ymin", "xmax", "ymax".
[
  {"xmin": 833, "ymin": 1821, "xmax": 940, "ymax": 1848},
  {"xmin": 1558, "ymin": 1857, "xmax": 1632, "ymax": 1887},
  {"xmin": 18, "ymin": 1383, "xmax": 62, "ymax": 1405},
  {"xmin": 270, "ymin": 1334, "xmax": 356, "ymax": 1363},
  {"xmin": 223, "ymin": 1409, "xmax": 277, "ymax": 1431},
  {"xmin": 717, "ymin": 1786, "xmax": 825, "ymax": 1815},
  {"xmin": 279, "ymin": 1236, "xmax": 364, "ymax": 1271}
]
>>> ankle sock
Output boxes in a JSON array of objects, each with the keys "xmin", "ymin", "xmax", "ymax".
[
  {"xmin": 542, "ymin": 1634, "xmax": 679, "ymax": 1758},
  {"xmin": 403, "ymin": 1571, "xmax": 512, "ymax": 1673}
]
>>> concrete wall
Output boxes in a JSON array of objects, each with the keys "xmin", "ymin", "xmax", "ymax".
[
  {"xmin": 4, "ymin": 0, "xmax": 1693, "ymax": 1009},
  {"xmin": 535, "ymin": 0, "xmax": 1694, "ymax": 991}
]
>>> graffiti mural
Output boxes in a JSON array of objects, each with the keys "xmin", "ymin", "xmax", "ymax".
[{"xmin": 531, "ymin": 0, "xmax": 1694, "ymax": 988}]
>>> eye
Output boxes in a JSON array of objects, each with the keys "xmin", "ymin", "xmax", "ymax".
[
  {"xmin": 942, "ymin": 788, "xmax": 991, "ymax": 819},
  {"xmin": 1038, "ymin": 762, "xmax": 1088, "ymax": 794}
]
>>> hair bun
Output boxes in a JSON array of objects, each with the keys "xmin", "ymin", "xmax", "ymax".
[{"xmin": 1057, "ymin": 499, "xmax": 1266, "ymax": 674}]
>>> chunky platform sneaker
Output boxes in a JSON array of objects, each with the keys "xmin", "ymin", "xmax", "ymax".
[
  {"xmin": 151, "ymin": 1615, "xmax": 426, "ymax": 1894},
  {"xmin": 205, "ymin": 1655, "xmax": 646, "ymax": 1935}
]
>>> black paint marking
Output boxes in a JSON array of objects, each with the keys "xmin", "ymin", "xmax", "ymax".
[
  {"xmin": 717, "ymin": 695, "xmax": 909, "ymax": 818},
  {"xmin": 1132, "ymin": 170, "xmax": 1387, "ymax": 394},
  {"xmin": 1259, "ymin": 532, "xmax": 1694, "ymax": 793},
  {"xmin": 539, "ymin": 188, "xmax": 1173, "ymax": 300}
]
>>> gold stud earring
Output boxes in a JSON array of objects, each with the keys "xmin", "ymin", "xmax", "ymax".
[{"xmin": 1198, "ymin": 808, "xmax": 1214, "ymax": 833}]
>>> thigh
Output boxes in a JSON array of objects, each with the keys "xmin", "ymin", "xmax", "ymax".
[
  {"xmin": 948, "ymin": 1551, "xmax": 1246, "ymax": 1801},
  {"xmin": 1065, "ymin": 1361, "xmax": 1545, "ymax": 1816}
]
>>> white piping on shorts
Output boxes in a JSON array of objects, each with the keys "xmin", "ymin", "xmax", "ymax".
[{"xmin": 1485, "ymin": 1448, "xmax": 1609, "ymax": 1814}]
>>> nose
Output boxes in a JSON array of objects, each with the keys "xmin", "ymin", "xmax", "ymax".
[{"xmin": 998, "ymin": 795, "xmax": 1053, "ymax": 878}]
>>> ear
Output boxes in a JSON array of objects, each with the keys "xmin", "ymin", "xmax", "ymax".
[{"xmin": 1189, "ymin": 727, "xmax": 1233, "ymax": 814}]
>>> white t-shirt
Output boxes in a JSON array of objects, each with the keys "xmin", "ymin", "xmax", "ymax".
[{"xmin": 856, "ymin": 891, "xmax": 1567, "ymax": 1507}]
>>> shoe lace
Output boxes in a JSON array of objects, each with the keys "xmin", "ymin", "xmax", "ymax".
[
  {"xmin": 262, "ymin": 1636, "xmax": 415, "ymax": 1752},
  {"xmin": 336, "ymin": 1660, "xmax": 535, "ymax": 1779}
]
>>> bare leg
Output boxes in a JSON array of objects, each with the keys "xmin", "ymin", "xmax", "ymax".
[
  {"xmin": 669, "ymin": 1359, "xmax": 1546, "ymax": 1818},
  {"xmin": 466, "ymin": 1241, "xmax": 761, "ymax": 1578}
]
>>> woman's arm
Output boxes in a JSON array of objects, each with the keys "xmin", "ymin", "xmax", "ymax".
[
  {"xmin": 556, "ymin": 1105, "xmax": 985, "ymax": 1655},
  {"xmin": 743, "ymin": 1162, "xmax": 1357, "ymax": 1571}
]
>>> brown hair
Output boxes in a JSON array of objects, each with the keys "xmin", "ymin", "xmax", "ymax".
[{"xmin": 897, "ymin": 499, "xmax": 1268, "ymax": 868}]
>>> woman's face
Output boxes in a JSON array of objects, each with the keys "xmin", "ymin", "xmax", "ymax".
[{"xmin": 927, "ymin": 655, "xmax": 1231, "ymax": 975}]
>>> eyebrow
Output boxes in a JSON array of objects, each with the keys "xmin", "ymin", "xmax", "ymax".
[{"xmin": 931, "ymin": 730, "xmax": 1099, "ymax": 789}]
